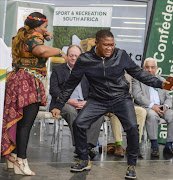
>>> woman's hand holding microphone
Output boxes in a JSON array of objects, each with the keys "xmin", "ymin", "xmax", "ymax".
[{"xmin": 43, "ymin": 32, "xmax": 53, "ymax": 41}]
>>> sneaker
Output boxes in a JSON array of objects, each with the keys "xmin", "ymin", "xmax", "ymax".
[
  {"xmin": 70, "ymin": 159, "xmax": 91, "ymax": 172},
  {"xmin": 89, "ymin": 148, "xmax": 98, "ymax": 159},
  {"xmin": 114, "ymin": 145, "xmax": 125, "ymax": 157},
  {"xmin": 125, "ymin": 165, "xmax": 136, "ymax": 179}
]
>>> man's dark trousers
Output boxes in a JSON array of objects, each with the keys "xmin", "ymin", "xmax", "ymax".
[{"xmin": 73, "ymin": 96, "xmax": 139, "ymax": 165}]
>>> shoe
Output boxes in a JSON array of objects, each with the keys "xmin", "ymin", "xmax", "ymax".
[
  {"xmin": 151, "ymin": 147, "xmax": 159, "ymax": 157},
  {"xmin": 99, "ymin": 143, "xmax": 115, "ymax": 153},
  {"xmin": 138, "ymin": 152, "xmax": 144, "ymax": 158},
  {"xmin": 163, "ymin": 146, "xmax": 173, "ymax": 159},
  {"xmin": 114, "ymin": 145, "xmax": 125, "ymax": 157},
  {"xmin": 107, "ymin": 143, "xmax": 115, "ymax": 154},
  {"xmin": 89, "ymin": 148, "xmax": 98, "ymax": 159},
  {"xmin": 14, "ymin": 158, "xmax": 35, "ymax": 175},
  {"xmin": 125, "ymin": 165, "xmax": 136, "ymax": 179},
  {"xmin": 70, "ymin": 159, "xmax": 91, "ymax": 172},
  {"xmin": 6, "ymin": 153, "xmax": 17, "ymax": 169}
]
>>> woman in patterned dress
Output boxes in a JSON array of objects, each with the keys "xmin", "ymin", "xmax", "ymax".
[{"xmin": 1, "ymin": 12, "xmax": 66, "ymax": 175}]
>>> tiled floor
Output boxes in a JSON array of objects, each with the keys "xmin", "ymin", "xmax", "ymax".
[{"xmin": 1, "ymin": 121, "xmax": 173, "ymax": 180}]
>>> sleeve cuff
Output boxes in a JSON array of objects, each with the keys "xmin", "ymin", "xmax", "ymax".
[
  {"xmin": 156, "ymin": 80, "xmax": 163, "ymax": 89},
  {"xmin": 164, "ymin": 104, "xmax": 169, "ymax": 109},
  {"xmin": 50, "ymin": 101, "xmax": 64, "ymax": 111},
  {"xmin": 148, "ymin": 102, "xmax": 154, "ymax": 109}
]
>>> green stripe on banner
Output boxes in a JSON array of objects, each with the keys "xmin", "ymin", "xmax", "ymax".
[{"xmin": 0, "ymin": 69, "xmax": 6, "ymax": 81}]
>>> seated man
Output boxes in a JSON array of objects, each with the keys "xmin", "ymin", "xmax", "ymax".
[
  {"xmin": 105, "ymin": 74, "xmax": 146, "ymax": 157},
  {"xmin": 132, "ymin": 57, "xmax": 173, "ymax": 157},
  {"xmin": 49, "ymin": 45, "xmax": 104, "ymax": 159}
]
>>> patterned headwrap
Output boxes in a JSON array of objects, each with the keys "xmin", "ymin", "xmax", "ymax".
[{"xmin": 27, "ymin": 16, "xmax": 47, "ymax": 22}]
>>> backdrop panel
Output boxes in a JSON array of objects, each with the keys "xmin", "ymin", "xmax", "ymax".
[
  {"xmin": 4, "ymin": 0, "xmax": 54, "ymax": 47},
  {"xmin": 143, "ymin": 0, "xmax": 173, "ymax": 77}
]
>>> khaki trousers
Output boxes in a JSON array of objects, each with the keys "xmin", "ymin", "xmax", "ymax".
[{"xmin": 106, "ymin": 106, "xmax": 146, "ymax": 143}]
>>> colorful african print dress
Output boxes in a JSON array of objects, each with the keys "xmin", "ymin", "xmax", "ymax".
[{"xmin": 1, "ymin": 32, "xmax": 47, "ymax": 157}]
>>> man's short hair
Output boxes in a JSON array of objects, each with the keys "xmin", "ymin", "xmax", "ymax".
[
  {"xmin": 96, "ymin": 29, "xmax": 114, "ymax": 42},
  {"xmin": 67, "ymin": 45, "xmax": 82, "ymax": 56},
  {"xmin": 143, "ymin": 57, "xmax": 158, "ymax": 67}
]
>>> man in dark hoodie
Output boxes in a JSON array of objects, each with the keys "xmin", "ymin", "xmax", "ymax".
[{"xmin": 50, "ymin": 30, "xmax": 172, "ymax": 179}]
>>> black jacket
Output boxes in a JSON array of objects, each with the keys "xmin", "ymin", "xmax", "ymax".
[
  {"xmin": 49, "ymin": 63, "xmax": 89, "ymax": 110},
  {"xmin": 51, "ymin": 46, "xmax": 163, "ymax": 111}
]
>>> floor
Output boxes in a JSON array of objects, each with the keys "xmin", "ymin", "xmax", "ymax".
[{"xmin": 1, "ymin": 121, "xmax": 173, "ymax": 180}]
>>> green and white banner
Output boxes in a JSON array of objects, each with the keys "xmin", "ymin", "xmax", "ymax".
[{"xmin": 144, "ymin": 0, "xmax": 173, "ymax": 76}]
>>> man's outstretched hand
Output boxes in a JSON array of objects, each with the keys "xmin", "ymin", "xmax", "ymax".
[
  {"xmin": 162, "ymin": 81, "xmax": 173, "ymax": 91},
  {"xmin": 51, "ymin": 108, "xmax": 61, "ymax": 120}
]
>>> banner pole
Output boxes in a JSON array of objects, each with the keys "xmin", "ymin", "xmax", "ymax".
[{"xmin": 2, "ymin": 0, "xmax": 7, "ymax": 41}]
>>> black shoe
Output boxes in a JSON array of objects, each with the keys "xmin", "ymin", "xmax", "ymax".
[
  {"xmin": 151, "ymin": 147, "xmax": 159, "ymax": 157},
  {"xmin": 70, "ymin": 159, "xmax": 91, "ymax": 172},
  {"xmin": 89, "ymin": 148, "xmax": 98, "ymax": 159},
  {"xmin": 163, "ymin": 146, "xmax": 173, "ymax": 159},
  {"xmin": 125, "ymin": 165, "xmax": 136, "ymax": 179},
  {"xmin": 163, "ymin": 146, "xmax": 173, "ymax": 155}
]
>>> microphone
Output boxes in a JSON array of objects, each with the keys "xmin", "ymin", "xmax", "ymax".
[{"xmin": 44, "ymin": 36, "xmax": 52, "ymax": 41}]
